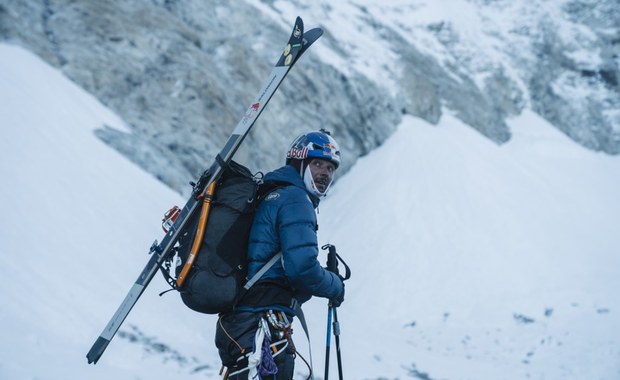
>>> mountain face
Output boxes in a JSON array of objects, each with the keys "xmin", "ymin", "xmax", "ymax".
[{"xmin": 1, "ymin": 0, "xmax": 618, "ymax": 194}]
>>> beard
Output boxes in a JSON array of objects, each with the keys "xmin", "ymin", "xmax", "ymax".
[
  {"xmin": 303, "ymin": 165, "xmax": 332, "ymax": 197},
  {"xmin": 313, "ymin": 176, "xmax": 330, "ymax": 192}
]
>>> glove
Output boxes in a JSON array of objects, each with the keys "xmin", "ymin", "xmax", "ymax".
[{"xmin": 330, "ymin": 279, "xmax": 345, "ymax": 307}]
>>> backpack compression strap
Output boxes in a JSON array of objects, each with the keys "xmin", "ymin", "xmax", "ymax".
[{"xmin": 243, "ymin": 252, "xmax": 283, "ymax": 291}]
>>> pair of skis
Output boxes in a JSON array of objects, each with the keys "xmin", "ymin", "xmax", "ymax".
[{"xmin": 86, "ymin": 16, "xmax": 323, "ymax": 365}]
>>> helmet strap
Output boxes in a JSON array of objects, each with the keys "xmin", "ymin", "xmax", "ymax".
[{"xmin": 303, "ymin": 165, "xmax": 330, "ymax": 198}]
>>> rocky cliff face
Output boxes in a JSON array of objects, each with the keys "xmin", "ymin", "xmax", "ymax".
[{"xmin": 1, "ymin": 0, "xmax": 617, "ymax": 195}]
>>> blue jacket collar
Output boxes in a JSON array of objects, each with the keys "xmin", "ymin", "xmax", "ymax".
[{"xmin": 264, "ymin": 165, "xmax": 320, "ymax": 208}]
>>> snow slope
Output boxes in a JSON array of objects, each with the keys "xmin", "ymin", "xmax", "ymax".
[
  {"xmin": 1, "ymin": 42, "xmax": 620, "ymax": 380},
  {"xmin": 315, "ymin": 111, "xmax": 620, "ymax": 379},
  {"xmin": 0, "ymin": 44, "xmax": 221, "ymax": 380}
]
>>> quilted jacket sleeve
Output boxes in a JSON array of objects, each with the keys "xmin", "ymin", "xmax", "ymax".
[{"xmin": 277, "ymin": 187, "xmax": 343, "ymax": 301}]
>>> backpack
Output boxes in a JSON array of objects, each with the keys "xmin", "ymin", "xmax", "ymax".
[{"xmin": 160, "ymin": 160, "xmax": 283, "ymax": 314}]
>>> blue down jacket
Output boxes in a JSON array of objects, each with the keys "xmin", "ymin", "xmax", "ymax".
[{"xmin": 245, "ymin": 164, "xmax": 343, "ymax": 306}]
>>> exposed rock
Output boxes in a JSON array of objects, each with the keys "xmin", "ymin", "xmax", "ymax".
[
  {"xmin": 528, "ymin": 0, "xmax": 620, "ymax": 153},
  {"xmin": 1, "ymin": 0, "xmax": 617, "ymax": 194}
]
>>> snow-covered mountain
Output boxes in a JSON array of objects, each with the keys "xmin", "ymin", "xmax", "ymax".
[
  {"xmin": 2, "ymin": 37, "xmax": 620, "ymax": 380},
  {"xmin": 1, "ymin": 0, "xmax": 618, "ymax": 195}
]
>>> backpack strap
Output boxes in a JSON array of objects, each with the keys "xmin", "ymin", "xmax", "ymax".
[
  {"xmin": 242, "ymin": 183, "xmax": 288, "ymax": 291},
  {"xmin": 243, "ymin": 252, "xmax": 282, "ymax": 291},
  {"xmin": 291, "ymin": 301, "xmax": 313, "ymax": 376}
]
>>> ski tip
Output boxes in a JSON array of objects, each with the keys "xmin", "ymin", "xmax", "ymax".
[
  {"xmin": 304, "ymin": 27, "xmax": 324, "ymax": 43},
  {"xmin": 276, "ymin": 16, "xmax": 307, "ymax": 67},
  {"xmin": 294, "ymin": 16, "xmax": 304, "ymax": 41},
  {"xmin": 295, "ymin": 27, "xmax": 324, "ymax": 62},
  {"xmin": 293, "ymin": 16, "xmax": 304, "ymax": 41}
]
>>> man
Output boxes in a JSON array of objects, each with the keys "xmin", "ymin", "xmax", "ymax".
[{"xmin": 215, "ymin": 129, "xmax": 345, "ymax": 379}]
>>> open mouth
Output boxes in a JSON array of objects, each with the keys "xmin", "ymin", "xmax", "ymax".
[{"xmin": 314, "ymin": 178, "xmax": 329, "ymax": 192}]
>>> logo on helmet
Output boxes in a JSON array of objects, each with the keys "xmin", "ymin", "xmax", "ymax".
[{"xmin": 287, "ymin": 147, "xmax": 309, "ymax": 160}]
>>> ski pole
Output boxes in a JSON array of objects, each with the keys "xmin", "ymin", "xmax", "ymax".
[
  {"xmin": 322, "ymin": 244, "xmax": 351, "ymax": 380},
  {"xmin": 332, "ymin": 306, "xmax": 343, "ymax": 380},
  {"xmin": 324, "ymin": 305, "xmax": 333, "ymax": 380}
]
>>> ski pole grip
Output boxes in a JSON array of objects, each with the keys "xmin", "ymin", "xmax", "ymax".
[
  {"xmin": 322, "ymin": 244, "xmax": 339, "ymax": 274},
  {"xmin": 322, "ymin": 244, "xmax": 352, "ymax": 281},
  {"xmin": 328, "ymin": 245, "xmax": 337, "ymax": 272}
]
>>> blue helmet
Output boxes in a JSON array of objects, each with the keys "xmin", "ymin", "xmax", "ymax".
[{"xmin": 285, "ymin": 129, "xmax": 341, "ymax": 168}]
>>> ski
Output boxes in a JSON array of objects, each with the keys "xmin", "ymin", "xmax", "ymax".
[{"xmin": 86, "ymin": 16, "xmax": 323, "ymax": 365}]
